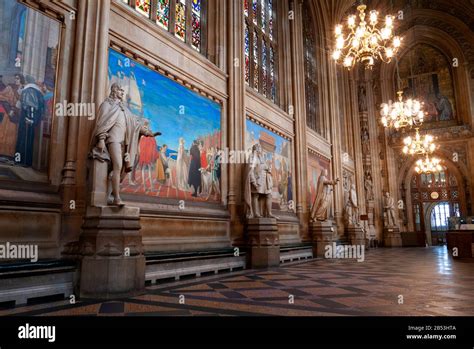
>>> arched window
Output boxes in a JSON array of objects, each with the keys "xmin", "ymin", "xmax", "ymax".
[
  {"xmin": 302, "ymin": 0, "xmax": 320, "ymax": 134},
  {"xmin": 123, "ymin": 0, "xmax": 206, "ymax": 54},
  {"xmin": 244, "ymin": 0, "xmax": 278, "ymax": 104}
]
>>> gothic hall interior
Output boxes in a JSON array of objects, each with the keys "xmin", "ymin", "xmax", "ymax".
[{"xmin": 0, "ymin": 0, "xmax": 473, "ymax": 321}]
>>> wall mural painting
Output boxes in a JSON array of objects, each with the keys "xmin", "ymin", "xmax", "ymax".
[
  {"xmin": 307, "ymin": 151, "xmax": 330, "ymax": 207},
  {"xmin": 108, "ymin": 49, "xmax": 222, "ymax": 202},
  {"xmin": 0, "ymin": 0, "xmax": 60, "ymax": 173},
  {"xmin": 399, "ymin": 43, "xmax": 456, "ymax": 123},
  {"xmin": 245, "ymin": 119, "xmax": 292, "ymax": 211}
]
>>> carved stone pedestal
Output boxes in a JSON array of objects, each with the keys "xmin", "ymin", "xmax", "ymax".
[
  {"xmin": 347, "ymin": 225, "xmax": 365, "ymax": 246},
  {"xmin": 79, "ymin": 206, "xmax": 145, "ymax": 298},
  {"xmin": 310, "ymin": 220, "xmax": 333, "ymax": 258},
  {"xmin": 384, "ymin": 226, "xmax": 402, "ymax": 247},
  {"xmin": 246, "ymin": 218, "xmax": 279, "ymax": 268}
]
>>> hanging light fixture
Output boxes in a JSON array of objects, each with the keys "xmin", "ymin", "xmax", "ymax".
[
  {"xmin": 415, "ymin": 156, "xmax": 443, "ymax": 174},
  {"xmin": 402, "ymin": 128, "xmax": 437, "ymax": 155},
  {"xmin": 332, "ymin": 3, "xmax": 402, "ymax": 69},
  {"xmin": 380, "ymin": 49, "xmax": 426, "ymax": 130},
  {"xmin": 381, "ymin": 91, "xmax": 425, "ymax": 129}
]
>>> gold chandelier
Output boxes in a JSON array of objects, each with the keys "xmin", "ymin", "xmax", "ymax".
[
  {"xmin": 381, "ymin": 91, "xmax": 425, "ymax": 130},
  {"xmin": 332, "ymin": 4, "xmax": 402, "ymax": 69},
  {"xmin": 415, "ymin": 156, "xmax": 443, "ymax": 174},
  {"xmin": 402, "ymin": 128, "xmax": 437, "ymax": 155}
]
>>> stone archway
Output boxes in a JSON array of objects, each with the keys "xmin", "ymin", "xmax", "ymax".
[{"xmin": 399, "ymin": 154, "xmax": 466, "ymax": 235}]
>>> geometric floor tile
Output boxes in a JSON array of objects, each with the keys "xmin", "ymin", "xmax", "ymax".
[{"xmin": 1, "ymin": 246, "xmax": 473, "ymax": 317}]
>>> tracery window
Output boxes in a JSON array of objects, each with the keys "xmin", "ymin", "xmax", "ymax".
[
  {"xmin": 411, "ymin": 169, "xmax": 461, "ymax": 234},
  {"xmin": 123, "ymin": 0, "xmax": 205, "ymax": 53},
  {"xmin": 244, "ymin": 0, "xmax": 278, "ymax": 104},
  {"xmin": 302, "ymin": 0, "xmax": 320, "ymax": 134}
]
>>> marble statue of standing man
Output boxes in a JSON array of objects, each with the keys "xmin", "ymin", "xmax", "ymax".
[
  {"xmin": 244, "ymin": 143, "xmax": 276, "ymax": 219},
  {"xmin": 310, "ymin": 169, "xmax": 339, "ymax": 222},
  {"xmin": 90, "ymin": 83, "xmax": 160, "ymax": 206},
  {"xmin": 384, "ymin": 192, "xmax": 396, "ymax": 227}
]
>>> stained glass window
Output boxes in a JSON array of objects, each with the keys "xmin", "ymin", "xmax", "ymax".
[
  {"xmin": 253, "ymin": 30, "xmax": 259, "ymax": 90},
  {"xmin": 192, "ymin": 0, "xmax": 201, "ymax": 12},
  {"xmin": 252, "ymin": 0, "xmax": 258, "ymax": 25},
  {"xmin": 124, "ymin": 0, "xmax": 207, "ymax": 56},
  {"xmin": 262, "ymin": 41, "xmax": 268, "ymax": 95},
  {"xmin": 245, "ymin": 0, "xmax": 278, "ymax": 104},
  {"xmin": 135, "ymin": 0, "xmax": 151, "ymax": 17},
  {"xmin": 175, "ymin": 0, "xmax": 186, "ymax": 41},
  {"xmin": 156, "ymin": 0, "xmax": 170, "ymax": 29},
  {"xmin": 191, "ymin": 0, "xmax": 202, "ymax": 51},
  {"xmin": 270, "ymin": 46, "xmax": 275, "ymax": 101},
  {"xmin": 245, "ymin": 24, "xmax": 250, "ymax": 83},
  {"xmin": 303, "ymin": 0, "xmax": 320, "ymax": 133},
  {"xmin": 269, "ymin": 0, "xmax": 273, "ymax": 41}
]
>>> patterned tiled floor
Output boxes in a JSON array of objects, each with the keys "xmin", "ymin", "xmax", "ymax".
[{"xmin": 1, "ymin": 247, "xmax": 473, "ymax": 316}]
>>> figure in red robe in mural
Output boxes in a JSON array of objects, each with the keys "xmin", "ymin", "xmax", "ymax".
[{"xmin": 138, "ymin": 119, "xmax": 159, "ymax": 192}]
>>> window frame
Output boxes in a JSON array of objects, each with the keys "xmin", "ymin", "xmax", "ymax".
[
  {"xmin": 124, "ymin": 0, "xmax": 208, "ymax": 56},
  {"xmin": 244, "ymin": 0, "xmax": 279, "ymax": 105}
]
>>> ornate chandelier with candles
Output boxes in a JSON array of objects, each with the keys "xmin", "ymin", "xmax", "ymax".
[
  {"xmin": 332, "ymin": 4, "xmax": 402, "ymax": 69},
  {"xmin": 402, "ymin": 128, "xmax": 437, "ymax": 155},
  {"xmin": 415, "ymin": 156, "xmax": 443, "ymax": 174},
  {"xmin": 381, "ymin": 91, "xmax": 425, "ymax": 129}
]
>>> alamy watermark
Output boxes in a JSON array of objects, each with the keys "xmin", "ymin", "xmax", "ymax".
[
  {"xmin": 324, "ymin": 243, "xmax": 365, "ymax": 262},
  {"xmin": 0, "ymin": 242, "xmax": 38, "ymax": 262},
  {"xmin": 216, "ymin": 147, "xmax": 253, "ymax": 164},
  {"xmin": 18, "ymin": 323, "xmax": 55, "ymax": 343},
  {"xmin": 55, "ymin": 101, "xmax": 96, "ymax": 120}
]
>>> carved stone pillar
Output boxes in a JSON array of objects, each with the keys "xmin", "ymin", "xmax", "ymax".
[
  {"xmin": 61, "ymin": 0, "xmax": 112, "ymax": 247},
  {"xmin": 310, "ymin": 220, "xmax": 333, "ymax": 258},
  {"xmin": 79, "ymin": 205, "xmax": 145, "ymax": 298},
  {"xmin": 227, "ymin": 0, "xmax": 245, "ymax": 246},
  {"xmin": 384, "ymin": 226, "xmax": 402, "ymax": 247},
  {"xmin": 347, "ymin": 225, "xmax": 366, "ymax": 246},
  {"xmin": 63, "ymin": 0, "xmax": 146, "ymax": 298},
  {"xmin": 246, "ymin": 218, "xmax": 280, "ymax": 268}
]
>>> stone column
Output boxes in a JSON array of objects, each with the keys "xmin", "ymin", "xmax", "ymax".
[
  {"xmin": 227, "ymin": 0, "xmax": 246, "ymax": 246},
  {"xmin": 61, "ymin": 0, "xmax": 112, "ymax": 245},
  {"xmin": 289, "ymin": 0, "xmax": 310, "ymax": 242},
  {"xmin": 247, "ymin": 218, "xmax": 280, "ymax": 268},
  {"xmin": 61, "ymin": 0, "xmax": 146, "ymax": 298}
]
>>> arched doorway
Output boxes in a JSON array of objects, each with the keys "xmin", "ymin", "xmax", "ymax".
[{"xmin": 411, "ymin": 169, "xmax": 461, "ymax": 246}]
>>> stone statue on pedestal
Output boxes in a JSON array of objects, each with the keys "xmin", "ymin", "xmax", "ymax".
[
  {"xmin": 310, "ymin": 169, "xmax": 339, "ymax": 222},
  {"xmin": 90, "ymin": 83, "xmax": 160, "ymax": 206},
  {"xmin": 358, "ymin": 84, "xmax": 367, "ymax": 112},
  {"xmin": 345, "ymin": 181, "xmax": 360, "ymax": 226},
  {"xmin": 364, "ymin": 171, "xmax": 374, "ymax": 201},
  {"xmin": 384, "ymin": 192, "xmax": 397, "ymax": 227},
  {"xmin": 244, "ymin": 143, "xmax": 276, "ymax": 219}
]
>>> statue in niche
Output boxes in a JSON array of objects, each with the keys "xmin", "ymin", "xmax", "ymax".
[
  {"xmin": 358, "ymin": 84, "xmax": 367, "ymax": 112},
  {"xmin": 364, "ymin": 171, "xmax": 374, "ymax": 201},
  {"xmin": 310, "ymin": 169, "xmax": 339, "ymax": 222},
  {"xmin": 244, "ymin": 143, "xmax": 276, "ymax": 219},
  {"xmin": 344, "ymin": 179, "xmax": 360, "ymax": 226},
  {"xmin": 361, "ymin": 126, "xmax": 370, "ymax": 154},
  {"xmin": 90, "ymin": 83, "xmax": 161, "ymax": 206},
  {"xmin": 383, "ymin": 192, "xmax": 397, "ymax": 227}
]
